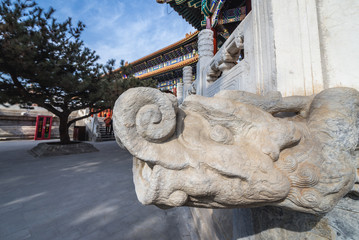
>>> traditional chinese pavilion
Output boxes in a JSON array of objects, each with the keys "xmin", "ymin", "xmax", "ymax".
[
  {"xmin": 157, "ymin": 0, "xmax": 250, "ymax": 52},
  {"xmin": 129, "ymin": 31, "xmax": 199, "ymax": 95}
]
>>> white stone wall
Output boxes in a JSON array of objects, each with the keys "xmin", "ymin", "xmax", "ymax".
[
  {"xmin": 316, "ymin": 0, "xmax": 359, "ymax": 89},
  {"xmin": 196, "ymin": 0, "xmax": 358, "ymax": 98},
  {"xmin": 270, "ymin": 0, "xmax": 324, "ymax": 96}
]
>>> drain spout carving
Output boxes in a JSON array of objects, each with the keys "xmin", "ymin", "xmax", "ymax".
[{"xmin": 113, "ymin": 87, "xmax": 359, "ymax": 215}]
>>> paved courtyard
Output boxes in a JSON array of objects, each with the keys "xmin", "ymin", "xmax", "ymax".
[{"xmin": 0, "ymin": 140, "xmax": 196, "ymax": 240}]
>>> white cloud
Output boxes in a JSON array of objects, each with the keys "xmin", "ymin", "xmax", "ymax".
[{"xmin": 36, "ymin": 0, "xmax": 195, "ymax": 66}]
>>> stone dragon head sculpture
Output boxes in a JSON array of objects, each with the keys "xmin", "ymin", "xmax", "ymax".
[{"xmin": 113, "ymin": 87, "xmax": 359, "ymax": 215}]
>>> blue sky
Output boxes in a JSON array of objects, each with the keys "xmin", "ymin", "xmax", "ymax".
[{"xmin": 35, "ymin": 0, "xmax": 195, "ymax": 66}]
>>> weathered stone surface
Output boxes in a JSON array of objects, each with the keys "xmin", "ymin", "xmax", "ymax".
[
  {"xmin": 113, "ymin": 87, "xmax": 359, "ymax": 215},
  {"xmin": 188, "ymin": 196, "xmax": 359, "ymax": 240},
  {"xmin": 190, "ymin": 208, "xmax": 233, "ymax": 240},
  {"xmin": 234, "ymin": 194, "xmax": 359, "ymax": 240},
  {"xmin": 29, "ymin": 142, "xmax": 99, "ymax": 157}
]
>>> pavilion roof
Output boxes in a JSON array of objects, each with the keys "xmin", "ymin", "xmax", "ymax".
[{"xmin": 157, "ymin": 0, "xmax": 247, "ymax": 31}]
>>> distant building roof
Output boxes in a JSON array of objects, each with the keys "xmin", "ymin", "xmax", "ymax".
[
  {"xmin": 129, "ymin": 31, "xmax": 198, "ymax": 67},
  {"xmin": 137, "ymin": 54, "xmax": 198, "ymax": 79}
]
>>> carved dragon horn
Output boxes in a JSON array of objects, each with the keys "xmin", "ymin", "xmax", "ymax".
[{"xmin": 113, "ymin": 87, "xmax": 185, "ymax": 168}]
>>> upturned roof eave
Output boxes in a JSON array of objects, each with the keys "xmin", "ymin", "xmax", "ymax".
[
  {"xmin": 168, "ymin": 1, "xmax": 202, "ymax": 30},
  {"xmin": 128, "ymin": 31, "xmax": 199, "ymax": 67}
]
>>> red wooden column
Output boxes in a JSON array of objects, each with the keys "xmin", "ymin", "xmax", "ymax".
[
  {"xmin": 246, "ymin": 0, "xmax": 252, "ymax": 13},
  {"xmin": 212, "ymin": 28, "xmax": 217, "ymax": 55},
  {"xmin": 205, "ymin": 17, "xmax": 217, "ymax": 55}
]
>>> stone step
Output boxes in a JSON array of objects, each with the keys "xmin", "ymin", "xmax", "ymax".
[
  {"xmin": 98, "ymin": 127, "xmax": 115, "ymax": 141},
  {"xmin": 100, "ymin": 138, "xmax": 115, "ymax": 142}
]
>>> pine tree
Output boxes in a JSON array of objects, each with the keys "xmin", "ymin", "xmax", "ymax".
[
  {"xmin": 106, "ymin": 60, "xmax": 158, "ymax": 109},
  {"xmin": 0, "ymin": 0, "xmax": 122, "ymax": 144}
]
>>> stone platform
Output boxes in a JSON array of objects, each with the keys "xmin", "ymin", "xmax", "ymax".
[{"xmin": 0, "ymin": 140, "xmax": 196, "ymax": 240}]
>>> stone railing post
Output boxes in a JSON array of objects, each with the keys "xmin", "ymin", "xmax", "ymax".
[
  {"xmin": 183, "ymin": 66, "xmax": 193, "ymax": 100},
  {"xmin": 196, "ymin": 29, "xmax": 213, "ymax": 96},
  {"xmin": 177, "ymin": 82, "xmax": 184, "ymax": 105}
]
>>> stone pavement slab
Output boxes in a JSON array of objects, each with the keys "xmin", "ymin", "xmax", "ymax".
[{"xmin": 0, "ymin": 140, "xmax": 197, "ymax": 240}]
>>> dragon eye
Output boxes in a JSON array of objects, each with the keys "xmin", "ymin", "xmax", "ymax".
[{"xmin": 210, "ymin": 125, "xmax": 233, "ymax": 145}]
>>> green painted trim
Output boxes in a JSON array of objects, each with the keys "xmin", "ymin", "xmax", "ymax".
[
  {"xmin": 209, "ymin": 0, "xmax": 218, "ymax": 12},
  {"xmin": 201, "ymin": 16, "xmax": 207, "ymax": 27},
  {"xmin": 175, "ymin": 0, "xmax": 187, "ymax": 4},
  {"xmin": 187, "ymin": 0, "xmax": 201, "ymax": 8},
  {"xmin": 210, "ymin": 0, "xmax": 225, "ymax": 27},
  {"xmin": 201, "ymin": 0, "xmax": 211, "ymax": 17}
]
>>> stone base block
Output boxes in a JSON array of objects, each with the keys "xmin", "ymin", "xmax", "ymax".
[{"xmin": 29, "ymin": 142, "xmax": 99, "ymax": 157}]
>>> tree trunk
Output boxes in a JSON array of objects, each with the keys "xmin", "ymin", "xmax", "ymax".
[{"xmin": 59, "ymin": 115, "xmax": 71, "ymax": 144}]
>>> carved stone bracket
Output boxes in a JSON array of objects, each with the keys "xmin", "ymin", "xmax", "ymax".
[
  {"xmin": 113, "ymin": 87, "xmax": 359, "ymax": 215},
  {"xmin": 207, "ymin": 21, "xmax": 245, "ymax": 83},
  {"xmin": 207, "ymin": 33, "xmax": 244, "ymax": 83}
]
